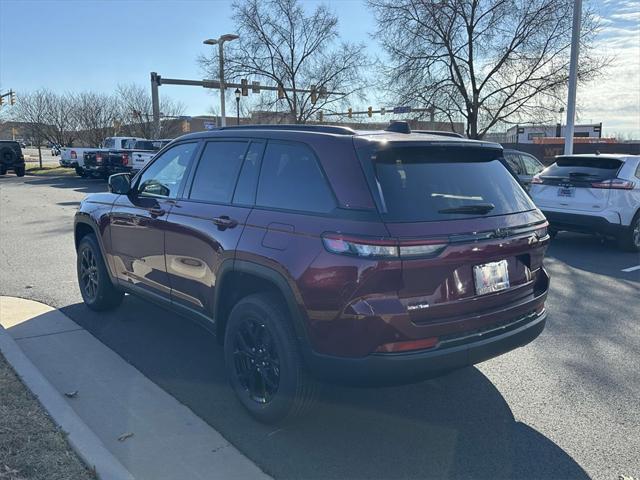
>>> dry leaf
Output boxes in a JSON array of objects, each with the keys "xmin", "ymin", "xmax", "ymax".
[{"xmin": 117, "ymin": 432, "xmax": 134, "ymax": 442}]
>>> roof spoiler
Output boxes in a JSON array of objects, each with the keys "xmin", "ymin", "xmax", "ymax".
[{"xmin": 385, "ymin": 121, "xmax": 411, "ymax": 134}]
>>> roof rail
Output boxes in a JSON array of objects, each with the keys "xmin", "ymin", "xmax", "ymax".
[
  {"xmin": 413, "ymin": 130, "xmax": 464, "ymax": 138},
  {"xmin": 217, "ymin": 124, "xmax": 357, "ymax": 135},
  {"xmin": 385, "ymin": 121, "xmax": 411, "ymax": 134}
]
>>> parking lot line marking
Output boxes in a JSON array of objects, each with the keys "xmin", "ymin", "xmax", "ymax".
[{"xmin": 621, "ymin": 265, "xmax": 640, "ymax": 273}]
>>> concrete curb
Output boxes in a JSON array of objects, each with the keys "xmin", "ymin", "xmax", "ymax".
[{"xmin": 0, "ymin": 324, "xmax": 135, "ymax": 480}]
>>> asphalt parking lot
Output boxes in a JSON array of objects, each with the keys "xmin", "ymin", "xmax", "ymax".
[{"xmin": 1, "ymin": 173, "xmax": 638, "ymax": 479}]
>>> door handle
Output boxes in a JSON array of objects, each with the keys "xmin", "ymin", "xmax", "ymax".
[
  {"xmin": 212, "ymin": 215, "xmax": 238, "ymax": 230},
  {"xmin": 149, "ymin": 207, "xmax": 166, "ymax": 217}
]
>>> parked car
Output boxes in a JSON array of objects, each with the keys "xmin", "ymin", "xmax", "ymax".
[
  {"xmin": 131, "ymin": 139, "xmax": 172, "ymax": 173},
  {"xmin": 530, "ymin": 153, "xmax": 640, "ymax": 251},
  {"xmin": 0, "ymin": 140, "xmax": 26, "ymax": 176},
  {"xmin": 80, "ymin": 137, "xmax": 146, "ymax": 178},
  {"xmin": 74, "ymin": 124, "xmax": 551, "ymax": 423},
  {"xmin": 503, "ymin": 149, "xmax": 545, "ymax": 189}
]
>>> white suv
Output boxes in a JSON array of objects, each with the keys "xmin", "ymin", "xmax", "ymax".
[{"xmin": 530, "ymin": 154, "xmax": 640, "ymax": 252}]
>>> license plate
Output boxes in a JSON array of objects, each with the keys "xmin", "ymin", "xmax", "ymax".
[
  {"xmin": 557, "ymin": 186, "xmax": 574, "ymax": 197},
  {"xmin": 473, "ymin": 260, "xmax": 510, "ymax": 296}
]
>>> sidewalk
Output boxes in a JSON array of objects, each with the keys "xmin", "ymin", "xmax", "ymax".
[{"xmin": 0, "ymin": 296, "xmax": 271, "ymax": 480}]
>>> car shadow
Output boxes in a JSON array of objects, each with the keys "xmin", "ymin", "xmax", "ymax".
[
  {"xmin": 23, "ymin": 175, "xmax": 106, "ymax": 194},
  {"xmin": 547, "ymin": 232, "xmax": 639, "ymax": 281},
  {"xmin": 62, "ymin": 296, "xmax": 590, "ymax": 480}
]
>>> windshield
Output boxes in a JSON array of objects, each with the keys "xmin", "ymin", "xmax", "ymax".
[{"xmin": 363, "ymin": 145, "xmax": 535, "ymax": 222}]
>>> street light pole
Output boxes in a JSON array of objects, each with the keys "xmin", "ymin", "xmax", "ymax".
[
  {"xmin": 564, "ymin": 0, "xmax": 582, "ymax": 155},
  {"xmin": 235, "ymin": 88, "xmax": 241, "ymax": 126},
  {"xmin": 203, "ymin": 34, "xmax": 239, "ymax": 128}
]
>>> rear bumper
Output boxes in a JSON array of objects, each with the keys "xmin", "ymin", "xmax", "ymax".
[
  {"xmin": 305, "ymin": 309, "xmax": 546, "ymax": 386},
  {"xmin": 542, "ymin": 210, "xmax": 624, "ymax": 236}
]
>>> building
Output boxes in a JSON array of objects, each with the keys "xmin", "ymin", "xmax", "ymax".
[{"xmin": 506, "ymin": 123, "xmax": 602, "ymax": 144}]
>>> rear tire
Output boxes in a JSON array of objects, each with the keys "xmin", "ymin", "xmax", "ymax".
[
  {"xmin": 75, "ymin": 167, "xmax": 86, "ymax": 177},
  {"xmin": 0, "ymin": 166, "xmax": 6, "ymax": 175},
  {"xmin": 77, "ymin": 234, "xmax": 123, "ymax": 310},
  {"xmin": 224, "ymin": 293, "xmax": 318, "ymax": 424},
  {"xmin": 549, "ymin": 228, "xmax": 558, "ymax": 240},
  {"xmin": 618, "ymin": 213, "xmax": 640, "ymax": 252},
  {"xmin": 14, "ymin": 166, "xmax": 25, "ymax": 177}
]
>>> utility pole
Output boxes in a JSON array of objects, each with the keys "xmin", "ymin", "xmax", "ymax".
[
  {"xmin": 150, "ymin": 72, "xmax": 161, "ymax": 139},
  {"xmin": 564, "ymin": 0, "xmax": 582, "ymax": 155}
]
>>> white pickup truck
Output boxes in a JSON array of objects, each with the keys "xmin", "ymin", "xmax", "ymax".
[
  {"xmin": 59, "ymin": 137, "xmax": 143, "ymax": 177},
  {"xmin": 130, "ymin": 139, "xmax": 172, "ymax": 173}
]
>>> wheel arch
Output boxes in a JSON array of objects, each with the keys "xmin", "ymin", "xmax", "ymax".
[
  {"xmin": 214, "ymin": 260, "xmax": 311, "ymax": 351},
  {"xmin": 74, "ymin": 217, "xmax": 117, "ymax": 283}
]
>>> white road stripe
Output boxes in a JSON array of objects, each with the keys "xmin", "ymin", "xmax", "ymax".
[{"xmin": 621, "ymin": 265, "xmax": 640, "ymax": 273}]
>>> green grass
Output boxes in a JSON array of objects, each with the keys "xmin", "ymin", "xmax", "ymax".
[{"xmin": 25, "ymin": 166, "xmax": 76, "ymax": 176}]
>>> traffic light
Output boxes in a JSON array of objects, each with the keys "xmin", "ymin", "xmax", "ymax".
[
  {"xmin": 310, "ymin": 85, "xmax": 317, "ymax": 105},
  {"xmin": 380, "ymin": 107, "xmax": 386, "ymax": 115},
  {"xmin": 318, "ymin": 111, "xmax": 323, "ymax": 122},
  {"xmin": 277, "ymin": 84, "xmax": 285, "ymax": 99},
  {"xmin": 319, "ymin": 86, "xmax": 327, "ymax": 99},
  {"xmin": 367, "ymin": 106, "xmax": 373, "ymax": 117},
  {"xmin": 0, "ymin": 95, "xmax": 3, "ymax": 106},
  {"xmin": 241, "ymin": 79, "xmax": 249, "ymax": 96},
  {"xmin": 347, "ymin": 107, "xmax": 352, "ymax": 119},
  {"xmin": 181, "ymin": 120, "xmax": 190, "ymax": 133},
  {"xmin": 9, "ymin": 90, "xmax": 15, "ymax": 105}
]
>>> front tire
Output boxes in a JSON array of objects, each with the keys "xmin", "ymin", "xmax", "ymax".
[
  {"xmin": 77, "ymin": 234, "xmax": 123, "ymax": 310},
  {"xmin": 618, "ymin": 213, "xmax": 640, "ymax": 252},
  {"xmin": 224, "ymin": 293, "xmax": 318, "ymax": 424},
  {"xmin": 14, "ymin": 166, "xmax": 25, "ymax": 177},
  {"xmin": 75, "ymin": 167, "xmax": 86, "ymax": 177}
]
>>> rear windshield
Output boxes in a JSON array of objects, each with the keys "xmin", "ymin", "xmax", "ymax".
[
  {"xmin": 134, "ymin": 141, "xmax": 155, "ymax": 150},
  {"xmin": 542, "ymin": 156, "xmax": 622, "ymax": 180},
  {"xmin": 361, "ymin": 145, "xmax": 535, "ymax": 222}
]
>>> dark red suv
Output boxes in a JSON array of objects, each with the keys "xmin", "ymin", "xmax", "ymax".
[{"xmin": 75, "ymin": 124, "xmax": 550, "ymax": 423}]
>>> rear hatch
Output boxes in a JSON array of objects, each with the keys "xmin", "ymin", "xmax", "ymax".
[
  {"xmin": 356, "ymin": 141, "xmax": 547, "ymax": 330},
  {"xmin": 531, "ymin": 156, "xmax": 623, "ymax": 212}
]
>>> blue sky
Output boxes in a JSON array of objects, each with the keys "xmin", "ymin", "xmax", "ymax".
[{"xmin": 1, "ymin": 0, "xmax": 638, "ymax": 137}]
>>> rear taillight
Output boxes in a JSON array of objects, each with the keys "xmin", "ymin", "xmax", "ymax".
[
  {"xmin": 96, "ymin": 154, "xmax": 103, "ymax": 164},
  {"xmin": 70, "ymin": 150, "xmax": 77, "ymax": 160},
  {"xmin": 590, "ymin": 178, "xmax": 634, "ymax": 190},
  {"xmin": 322, "ymin": 234, "xmax": 398, "ymax": 258},
  {"xmin": 321, "ymin": 233, "xmax": 447, "ymax": 259},
  {"xmin": 122, "ymin": 153, "xmax": 129, "ymax": 166}
]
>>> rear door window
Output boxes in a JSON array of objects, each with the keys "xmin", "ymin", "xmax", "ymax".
[
  {"xmin": 362, "ymin": 145, "xmax": 535, "ymax": 222},
  {"xmin": 256, "ymin": 142, "xmax": 336, "ymax": 213},
  {"xmin": 189, "ymin": 141, "xmax": 249, "ymax": 204},
  {"xmin": 520, "ymin": 154, "xmax": 544, "ymax": 175},
  {"xmin": 504, "ymin": 152, "xmax": 524, "ymax": 174}
]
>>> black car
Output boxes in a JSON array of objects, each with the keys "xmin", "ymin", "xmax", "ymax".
[
  {"xmin": 503, "ymin": 149, "xmax": 545, "ymax": 188},
  {"xmin": 0, "ymin": 140, "xmax": 26, "ymax": 176}
]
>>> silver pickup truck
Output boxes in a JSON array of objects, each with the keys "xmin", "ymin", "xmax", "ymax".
[{"xmin": 130, "ymin": 139, "xmax": 172, "ymax": 173}]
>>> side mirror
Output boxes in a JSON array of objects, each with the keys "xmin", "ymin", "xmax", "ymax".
[{"xmin": 108, "ymin": 173, "xmax": 132, "ymax": 194}]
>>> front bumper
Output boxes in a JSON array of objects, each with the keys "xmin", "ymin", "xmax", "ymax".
[
  {"xmin": 542, "ymin": 210, "xmax": 624, "ymax": 236},
  {"xmin": 59, "ymin": 159, "xmax": 78, "ymax": 168},
  {"xmin": 305, "ymin": 308, "xmax": 547, "ymax": 386}
]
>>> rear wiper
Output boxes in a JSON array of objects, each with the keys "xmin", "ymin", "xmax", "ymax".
[{"xmin": 438, "ymin": 203, "xmax": 495, "ymax": 214}]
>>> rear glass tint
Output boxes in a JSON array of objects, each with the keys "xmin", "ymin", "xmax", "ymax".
[
  {"xmin": 362, "ymin": 146, "xmax": 535, "ymax": 222},
  {"xmin": 542, "ymin": 156, "xmax": 622, "ymax": 180}
]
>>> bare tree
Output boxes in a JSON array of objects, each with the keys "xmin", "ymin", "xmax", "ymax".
[
  {"xmin": 43, "ymin": 92, "xmax": 79, "ymax": 147},
  {"xmin": 10, "ymin": 89, "xmax": 50, "ymax": 166},
  {"xmin": 199, "ymin": 0, "xmax": 368, "ymax": 123},
  {"xmin": 73, "ymin": 92, "xmax": 121, "ymax": 147},
  {"xmin": 116, "ymin": 84, "xmax": 186, "ymax": 138},
  {"xmin": 369, "ymin": 0, "xmax": 606, "ymax": 138}
]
